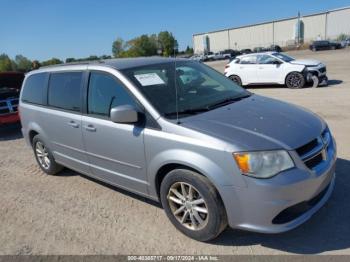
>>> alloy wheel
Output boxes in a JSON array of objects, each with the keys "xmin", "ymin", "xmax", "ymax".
[
  {"xmin": 167, "ymin": 182, "xmax": 209, "ymax": 231},
  {"xmin": 35, "ymin": 142, "xmax": 51, "ymax": 169},
  {"xmin": 288, "ymin": 73, "xmax": 303, "ymax": 88}
]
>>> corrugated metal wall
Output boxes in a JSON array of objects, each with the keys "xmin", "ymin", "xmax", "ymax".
[{"xmin": 193, "ymin": 7, "xmax": 350, "ymax": 54}]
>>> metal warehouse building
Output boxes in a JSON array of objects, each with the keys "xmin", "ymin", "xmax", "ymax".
[{"xmin": 193, "ymin": 6, "xmax": 350, "ymax": 54}]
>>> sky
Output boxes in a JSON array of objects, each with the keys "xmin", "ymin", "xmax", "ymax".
[{"xmin": 1, "ymin": 0, "xmax": 350, "ymax": 61}]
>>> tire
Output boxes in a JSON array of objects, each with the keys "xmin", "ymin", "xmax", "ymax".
[
  {"xmin": 160, "ymin": 169, "xmax": 227, "ymax": 241},
  {"xmin": 312, "ymin": 47, "xmax": 317, "ymax": 52},
  {"xmin": 331, "ymin": 46, "xmax": 336, "ymax": 50},
  {"xmin": 285, "ymin": 72, "xmax": 305, "ymax": 89},
  {"xmin": 229, "ymin": 75, "xmax": 242, "ymax": 86},
  {"xmin": 32, "ymin": 134, "xmax": 63, "ymax": 175}
]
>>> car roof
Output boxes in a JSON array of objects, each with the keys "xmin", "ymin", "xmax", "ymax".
[
  {"xmin": 236, "ymin": 51, "xmax": 275, "ymax": 59},
  {"xmin": 38, "ymin": 57, "xmax": 188, "ymax": 71}
]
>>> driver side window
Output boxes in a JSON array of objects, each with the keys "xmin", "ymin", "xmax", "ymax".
[
  {"xmin": 258, "ymin": 55, "xmax": 280, "ymax": 64},
  {"xmin": 88, "ymin": 72, "xmax": 137, "ymax": 117}
]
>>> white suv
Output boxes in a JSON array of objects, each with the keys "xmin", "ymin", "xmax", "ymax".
[{"xmin": 224, "ymin": 52, "xmax": 327, "ymax": 88}]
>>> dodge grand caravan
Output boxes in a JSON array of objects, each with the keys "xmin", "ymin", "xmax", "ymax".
[{"xmin": 19, "ymin": 58, "xmax": 336, "ymax": 241}]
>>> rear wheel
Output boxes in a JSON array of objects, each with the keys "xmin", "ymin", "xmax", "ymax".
[
  {"xmin": 33, "ymin": 135, "xmax": 63, "ymax": 175},
  {"xmin": 229, "ymin": 75, "xmax": 242, "ymax": 86},
  {"xmin": 331, "ymin": 46, "xmax": 336, "ymax": 50},
  {"xmin": 286, "ymin": 72, "xmax": 305, "ymax": 89},
  {"xmin": 312, "ymin": 47, "xmax": 317, "ymax": 52},
  {"xmin": 160, "ymin": 169, "xmax": 227, "ymax": 241}
]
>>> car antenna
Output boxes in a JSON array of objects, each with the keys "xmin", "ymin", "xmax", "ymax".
[{"xmin": 174, "ymin": 43, "xmax": 180, "ymax": 124}]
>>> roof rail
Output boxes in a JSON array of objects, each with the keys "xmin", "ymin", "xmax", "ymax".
[{"xmin": 39, "ymin": 59, "xmax": 105, "ymax": 69}]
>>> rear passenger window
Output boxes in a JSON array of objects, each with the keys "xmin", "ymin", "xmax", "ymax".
[
  {"xmin": 21, "ymin": 73, "xmax": 48, "ymax": 105},
  {"xmin": 48, "ymin": 72, "xmax": 82, "ymax": 112},
  {"xmin": 88, "ymin": 72, "xmax": 136, "ymax": 117}
]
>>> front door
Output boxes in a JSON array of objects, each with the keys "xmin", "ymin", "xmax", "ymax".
[
  {"xmin": 82, "ymin": 71, "xmax": 148, "ymax": 195},
  {"xmin": 257, "ymin": 55, "xmax": 284, "ymax": 83}
]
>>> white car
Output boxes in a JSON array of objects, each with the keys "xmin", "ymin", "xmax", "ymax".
[{"xmin": 224, "ymin": 52, "xmax": 328, "ymax": 88}]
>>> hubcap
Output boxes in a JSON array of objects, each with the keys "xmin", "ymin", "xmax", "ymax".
[
  {"xmin": 167, "ymin": 182, "xmax": 208, "ymax": 231},
  {"xmin": 35, "ymin": 142, "xmax": 51, "ymax": 169}
]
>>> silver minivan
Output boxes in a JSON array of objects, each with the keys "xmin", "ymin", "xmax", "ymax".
[{"xmin": 19, "ymin": 58, "xmax": 336, "ymax": 241}]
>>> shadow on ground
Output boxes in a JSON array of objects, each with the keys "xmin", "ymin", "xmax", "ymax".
[
  {"xmin": 211, "ymin": 158, "xmax": 350, "ymax": 254},
  {"xmin": 246, "ymin": 79, "xmax": 343, "ymax": 89},
  {"xmin": 0, "ymin": 123, "xmax": 23, "ymax": 141}
]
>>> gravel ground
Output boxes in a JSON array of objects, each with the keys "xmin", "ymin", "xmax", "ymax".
[{"xmin": 0, "ymin": 48, "xmax": 350, "ymax": 255}]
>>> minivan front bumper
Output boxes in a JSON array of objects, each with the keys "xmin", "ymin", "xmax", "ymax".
[{"xmin": 219, "ymin": 135, "xmax": 337, "ymax": 234}]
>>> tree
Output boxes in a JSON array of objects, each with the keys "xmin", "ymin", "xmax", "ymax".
[
  {"xmin": 15, "ymin": 55, "xmax": 32, "ymax": 72},
  {"xmin": 185, "ymin": 46, "xmax": 194, "ymax": 55},
  {"xmin": 32, "ymin": 60, "xmax": 41, "ymax": 69},
  {"xmin": 41, "ymin": 58, "xmax": 63, "ymax": 66},
  {"xmin": 158, "ymin": 31, "xmax": 178, "ymax": 56},
  {"xmin": 112, "ymin": 37, "xmax": 125, "ymax": 58},
  {"xmin": 0, "ymin": 53, "xmax": 15, "ymax": 72}
]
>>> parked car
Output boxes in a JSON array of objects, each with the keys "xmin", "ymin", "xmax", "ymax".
[
  {"xmin": 240, "ymin": 49, "xmax": 252, "ymax": 54},
  {"xmin": 224, "ymin": 52, "xmax": 328, "ymax": 88},
  {"xmin": 204, "ymin": 52, "xmax": 215, "ymax": 61},
  {"xmin": 267, "ymin": 45, "xmax": 282, "ymax": 52},
  {"xmin": 222, "ymin": 49, "xmax": 242, "ymax": 59},
  {"xmin": 309, "ymin": 40, "xmax": 342, "ymax": 51},
  {"xmin": 340, "ymin": 38, "xmax": 350, "ymax": 48},
  {"xmin": 253, "ymin": 47, "xmax": 266, "ymax": 53},
  {"xmin": 0, "ymin": 72, "xmax": 25, "ymax": 126},
  {"xmin": 213, "ymin": 52, "xmax": 226, "ymax": 60},
  {"xmin": 189, "ymin": 54, "xmax": 205, "ymax": 62},
  {"xmin": 20, "ymin": 58, "xmax": 336, "ymax": 241}
]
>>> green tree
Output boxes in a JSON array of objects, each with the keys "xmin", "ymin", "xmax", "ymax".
[
  {"xmin": 158, "ymin": 31, "xmax": 178, "ymax": 56},
  {"xmin": 65, "ymin": 58, "xmax": 76, "ymax": 63},
  {"xmin": 185, "ymin": 46, "xmax": 194, "ymax": 55},
  {"xmin": 41, "ymin": 58, "xmax": 63, "ymax": 66},
  {"xmin": 15, "ymin": 55, "xmax": 32, "ymax": 72},
  {"xmin": 32, "ymin": 60, "xmax": 41, "ymax": 69},
  {"xmin": 112, "ymin": 37, "xmax": 125, "ymax": 58},
  {"xmin": 0, "ymin": 54, "xmax": 15, "ymax": 72}
]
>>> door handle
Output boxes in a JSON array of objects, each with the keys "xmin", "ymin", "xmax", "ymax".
[
  {"xmin": 84, "ymin": 124, "xmax": 96, "ymax": 132},
  {"xmin": 68, "ymin": 121, "xmax": 79, "ymax": 128}
]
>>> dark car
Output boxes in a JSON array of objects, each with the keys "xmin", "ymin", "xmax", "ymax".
[
  {"xmin": 223, "ymin": 49, "xmax": 242, "ymax": 59},
  {"xmin": 240, "ymin": 49, "xmax": 252, "ymax": 54},
  {"xmin": 267, "ymin": 45, "xmax": 282, "ymax": 52},
  {"xmin": 253, "ymin": 47, "xmax": 266, "ymax": 53},
  {"xmin": 0, "ymin": 72, "xmax": 25, "ymax": 125},
  {"xmin": 309, "ymin": 40, "xmax": 342, "ymax": 51}
]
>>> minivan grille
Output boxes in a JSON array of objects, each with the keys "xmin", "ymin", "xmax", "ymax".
[
  {"xmin": 296, "ymin": 129, "xmax": 331, "ymax": 170},
  {"xmin": 0, "ymin": 97, "xmax": 19, "ymax": 115}
]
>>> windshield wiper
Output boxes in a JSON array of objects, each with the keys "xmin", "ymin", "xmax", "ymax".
[
  {"xmin": 164, "ymin": 107, "xmax": 210, "ymax": 117},
  {"xmin": 207, "ymin": 94, "xmax": 251, "ymax": 110}
]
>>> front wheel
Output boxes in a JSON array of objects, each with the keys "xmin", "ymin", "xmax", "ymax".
[
  {"xmin": 285, "ymin": 72, "xmax": 305, "ymax": 89},
  {"xmin": 160, "ymin": 169, "xmax": 227, "ymax": 241}
]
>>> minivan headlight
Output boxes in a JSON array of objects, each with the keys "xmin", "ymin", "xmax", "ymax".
[{"xmin": 233, "ymin": 150, "xmax": 294, "ymax": 178}]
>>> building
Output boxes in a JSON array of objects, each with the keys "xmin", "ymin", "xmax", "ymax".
[{"xmin": 193, "ymin": 6, "xmax": 350, "ymax": 54}]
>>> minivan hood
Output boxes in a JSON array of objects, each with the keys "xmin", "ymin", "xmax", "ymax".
[
  {"xmin": 181, "ymin": 95, "xmax": 325, "ymax": 151},
  {"xmin": 290, "ymin": 59, "xmax": 321, "ymax": 66}
]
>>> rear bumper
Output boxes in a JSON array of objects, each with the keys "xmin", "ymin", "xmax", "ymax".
[{"xmin": 0, "ymin": 113, "xmax": 20, "ymax": 125}]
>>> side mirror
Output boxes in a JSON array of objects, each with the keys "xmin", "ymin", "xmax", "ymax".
[
  {"xmin": 110, "ymin": 105, "xmax": 139, "ymax": 124},
  {"xmin": 273, "ymin": 60, "xmax": 282, "ymax": 65}
]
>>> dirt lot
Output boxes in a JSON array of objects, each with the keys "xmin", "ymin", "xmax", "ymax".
[{"xmin": 1, "ymin": 48, "xmax": 350, "ymax": 255}]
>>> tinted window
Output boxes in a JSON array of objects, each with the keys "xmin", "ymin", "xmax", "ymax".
[
  {"xmin": 88, "ymin": 72, "xmax": 136, "ymax": 117},
  {"xmin": 240, "ymin": 56, "xmax": 257, "ymax": 64},
  {"xmin": 48, "ymin": 72, "xmax": 82, "ymax": 112},
  {"xmin": 21, "ymin": 73, "xmax": 48, "ymax": 104},
  {"xmin": 258, "ymin": 55, "xmax": 279, "ymax": 64}
]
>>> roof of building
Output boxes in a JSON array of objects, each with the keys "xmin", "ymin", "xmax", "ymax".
[{"xmin": 193, "ymin": 6, "xmax": 350, "ymax": 37}]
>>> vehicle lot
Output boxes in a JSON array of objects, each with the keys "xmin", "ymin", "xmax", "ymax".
[{"xmin": 0, "ymin": 48, "xmax": 350, "ymax": 255}]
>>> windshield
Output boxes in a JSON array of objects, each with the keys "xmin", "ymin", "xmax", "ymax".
[
  {"xmin": 121, "ymin": 61, "xmax": 249, "ymax": 119},
  {"xmin": 272, "ymin": 53, "xmax": 295, "ymax": 62}
]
